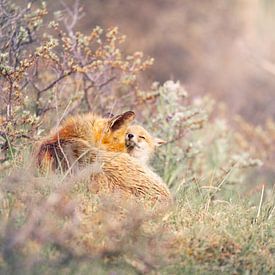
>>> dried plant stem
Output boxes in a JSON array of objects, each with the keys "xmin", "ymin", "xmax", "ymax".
[{"xmin": 256, "ymin": 184, "xmax": 265, "ymax": 219}]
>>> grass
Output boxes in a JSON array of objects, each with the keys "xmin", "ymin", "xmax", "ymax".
[{"xmin": 0, "ymin": 152, "xmax": 274, "ymax": 274}]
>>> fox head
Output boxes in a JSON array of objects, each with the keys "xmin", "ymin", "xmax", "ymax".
[
  {"xmin": 100, "ymin": 111, "xmax": 136, "ymax": 152},
  {"xmin": 125, "ymin": 124, "xmax": 166, "ymax": 164}
]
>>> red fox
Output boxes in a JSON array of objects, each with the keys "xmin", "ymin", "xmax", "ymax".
[
  {"xmin": 125, "ymin": 124, "xmax": 166, "ymax": 165},
  {"xmin": 36, "ymin": 111, "xmax": 172, "ymax": 203}
]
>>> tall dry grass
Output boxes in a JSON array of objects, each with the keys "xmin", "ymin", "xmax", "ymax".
[{"xmin": 0, "ymin": 1, "xmax": 274, "ymax": 274}]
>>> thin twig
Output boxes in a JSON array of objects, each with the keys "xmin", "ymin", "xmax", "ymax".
[
  {"xmin": 256, "ymin": 185, "xmax": 265, "ymax": 219},
  {"xmin": 37, "ymin": 71, "xmax": 73, "ymax": 94},
  {"xmin": 98, "ymin": 76, "xmax": 116, "ymax": 90}
]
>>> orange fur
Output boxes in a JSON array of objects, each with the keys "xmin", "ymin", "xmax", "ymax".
[
  {"xmin": 36, "ymin": 111, "xmax": 172, "ymax": 203},
  {"xmin": 68, "ymin": 140, "xmax": 172, "ymax": 203},
  {"xmin": 37, "ymin": 111, "xmax": 135, "ymax": 171}
]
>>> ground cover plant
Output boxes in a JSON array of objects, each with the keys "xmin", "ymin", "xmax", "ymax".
[{"xmin": 0, "ymin": 1, "xmax": 274, "ymax": 274}]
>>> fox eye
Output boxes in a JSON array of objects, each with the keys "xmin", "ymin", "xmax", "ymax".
[{"xmin": 139, "ymin": 136, "xmax": 146, "ymax": 140}]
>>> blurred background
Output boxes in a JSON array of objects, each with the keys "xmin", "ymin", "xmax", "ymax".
[{"xmin": 42, "ymin": 0, "xmax": 275, "ymax": 124}]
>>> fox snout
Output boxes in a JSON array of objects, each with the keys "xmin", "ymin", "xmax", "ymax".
[
  {"xmin": 125, "ymin": 133, "xmax": 140, "ymax": 149},
  {"xmin": 127, "ymin": 133, "xmax": 134, "ymax": 140}
]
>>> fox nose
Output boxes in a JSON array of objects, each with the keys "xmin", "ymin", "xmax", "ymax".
[{"xmin": 127, "ymin": 133, "xmax": 134, "ymax": 139}]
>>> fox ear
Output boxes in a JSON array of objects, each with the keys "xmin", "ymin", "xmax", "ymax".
[
  {"xmin": 109, "ymin": 111, "xmax": 135, "ymax": 131},
  {"xmin": 154, "ymin": 138, "xmax": 166, "ymax": 146}
]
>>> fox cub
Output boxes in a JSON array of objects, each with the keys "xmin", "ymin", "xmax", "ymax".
[{"xmin": 125, "ymin": 125, "xmax": 165, "ymax": 165}]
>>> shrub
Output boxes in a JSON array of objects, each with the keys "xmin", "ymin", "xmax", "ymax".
[
  {"xmin": 0, "ymin": 0, "xmax": 153, "ymax": 164},
  {"xmin": 0, "ymin": 1, "xmax": 274, "ymax": 274}
]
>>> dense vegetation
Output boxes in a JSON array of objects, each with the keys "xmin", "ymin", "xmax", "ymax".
[{"xmin": 0, "ymin": 1, "xmax": 274, "ymax": 274}]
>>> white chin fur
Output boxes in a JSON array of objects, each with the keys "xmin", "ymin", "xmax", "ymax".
[{"xmin": 130, "ymin": 144, "xmax": 151, "ymax": 164}]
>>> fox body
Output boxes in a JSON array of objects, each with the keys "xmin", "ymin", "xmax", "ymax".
[
  {"xmin": 68, "ymin": 140, "xmax": 172, "ymax": 203},
  {"xmin": 37, "ymin": 111, "xmax": 135, "ymax": 171},
  {"xmin": 125, "ymin": 125, "xmax": 165, "ymax": 165},
  {"xmin": 37, "ymin": 111, "xmax": 172, "ymax": 203}
]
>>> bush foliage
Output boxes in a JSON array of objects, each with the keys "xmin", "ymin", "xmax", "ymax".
[{"xmin": 0, "ymin": 1, "xmax": 274, "ymax": 274}]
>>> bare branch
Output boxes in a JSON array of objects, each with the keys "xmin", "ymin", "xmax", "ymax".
[
  {"xmin": 36, "ymin": 71, "xmax": 74, "ymax": 94},
  {"xmin": 98, "ymin": 76, "xmax": 116, "ymax": 90}
]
